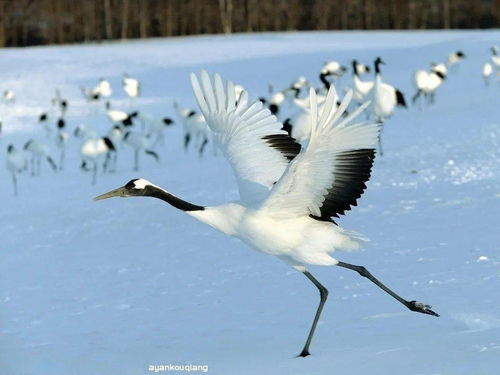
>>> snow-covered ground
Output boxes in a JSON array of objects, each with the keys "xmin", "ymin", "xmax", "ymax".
[{"xmin": 0, "ymin": 31, "xmax": 499, "ymax": 375}]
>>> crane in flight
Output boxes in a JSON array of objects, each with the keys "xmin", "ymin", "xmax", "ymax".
[{"xmin": 95, "ymin": 71, "xmax": 439, "ymax": 357}]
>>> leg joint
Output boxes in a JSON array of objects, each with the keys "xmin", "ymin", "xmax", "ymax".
[
  {"xmin": 357, "ymin": 266, "xmax": 369, "ymax": 278},
  {"xmin": 319, "ymin": 286, "xmax": 328, "ymax": 300}
]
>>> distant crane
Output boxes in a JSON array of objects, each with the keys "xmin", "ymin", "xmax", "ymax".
[
  {"xmin": 366, "ymin": 57, "xmax": 407, "ymax": 155},
  {"xmin": 95, "ymin": 71, "xmax": 438, "ymax": 357},
  {"xmin": 122, "ymin": 73, "xmax": 140, "ymax": 105},
  {"xmin": 6, "ymin": 144, "xmax": 26, "ymax": 195},
  {"xmin": 23, "ymin": 139, "xmax": 57, "ymax": 176}
]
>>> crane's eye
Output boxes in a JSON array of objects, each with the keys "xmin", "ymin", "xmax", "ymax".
[{"xmin": 125, "ymin": 179, "xmax": 140, "ymax": 190}]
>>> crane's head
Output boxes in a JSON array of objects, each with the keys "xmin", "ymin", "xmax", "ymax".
[{"xmin": 94, "ymin": 178, "xmax": 153, "ymax": 200}]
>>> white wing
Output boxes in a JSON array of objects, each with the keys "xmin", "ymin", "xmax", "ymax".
[
  {"xmin": 190, "ymin": 71, "xmax": 301, "ymax": 203},
  {"xmin": 261, "ymin": 86, "xmax": 381, "ymax": 220}
]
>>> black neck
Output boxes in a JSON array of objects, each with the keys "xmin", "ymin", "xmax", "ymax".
[
  {"xmin": 319, "ymin": 73, "xmax": 330, "ymax": 89},
  {"xmin": 351, "ymin": 60, "xmax": 358, "ymax": 76},
  {"xmin": 374, "ymin": 61, "xmax": 381, "ymax": 75},
  {"xmin": 145, "ymin": 185, "xmax": 204, "ymax": 212}
]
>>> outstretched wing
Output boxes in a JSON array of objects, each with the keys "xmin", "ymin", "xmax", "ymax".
[
  {"xmin": 190, "ymin": 71, "xmax": 301, "ymax": 203},
  {"xmin": 261, "ymin": 86, "xmax": 381, "ymax": 221}
]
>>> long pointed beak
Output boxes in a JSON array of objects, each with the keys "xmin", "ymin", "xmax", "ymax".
[{"xmin": 93, "ymin": 187, "xmax": 127, "ymax": 201}]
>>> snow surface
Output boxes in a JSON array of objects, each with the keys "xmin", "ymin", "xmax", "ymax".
[{"xmin": 1, "ymin": 31, "xmax": 499, "ymax": 375}]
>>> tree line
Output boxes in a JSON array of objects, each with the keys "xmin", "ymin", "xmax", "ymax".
[{"xmin": 0, "ymin": 0, "xmax": 498, "ymax": 47}]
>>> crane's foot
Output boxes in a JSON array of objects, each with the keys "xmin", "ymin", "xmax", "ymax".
[
  {"xmin": 297, "ymin": 349, "xmax": 311, "ymax": 358},
  {"xmin": 406, "ymin": 300, "xmax": 439, "ymax": 317}
]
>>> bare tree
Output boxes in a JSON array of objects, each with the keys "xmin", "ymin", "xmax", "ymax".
[
  {"xmin": 139, "ymin": 0, "xmax": 148, "ymax": 38},
  {"xmin": 219, "ymin": 0, "xmax": 233, "ymax": 34},
  {"xmin": 104, "ymin": 0, "xmax": 113, "ymax": 39}
]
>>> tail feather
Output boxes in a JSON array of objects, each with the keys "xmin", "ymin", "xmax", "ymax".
[{"xmin": 396, "ymin": 89, "xmax": 407, "ymax": 108}]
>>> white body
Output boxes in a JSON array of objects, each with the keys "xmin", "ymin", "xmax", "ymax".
[
  {"xmin": 414, "ymin": 70, "xmax": 443, "ymax": 93},
  {"xmin": 447, "ymin": 52, "xmax": 464, "ymax": 66},
  {"xmin": 175, "ymin": 106, "xmax": 210, "ymax": 142},
  {"xmin": 123, "ymin": 76, "xmax": 140, "ymax": 98},
  {"xmin": 367, "ymin": 75, "xmax": 398, "ymax": 121},
  {"xmin": 81, "ymin": 138, "xmax": 111, "ymax": 159},
  {"xmin": 24, "ymin": 139, "xmax": 50, "ymax": 158},
  {"xmin": 482, "ymin": 62, "xmax": 493, "ymax": 83},
  {"xmin": 188, "ymin": 204, "xmax": 362, "ymax": 267},
  {"xmin": 24, "ymin": 139, "xmax": 56, "ymax": 175},
  {"xmin": 3, "ymin": 90, "xmax": 15, "ymax": 104},
  {"xmin": 97, "ymin": 79, "xmax": 112, "ymax": 97},
  {"xmin": 321, "ymin": 61, "xmax": 345, "ymax": 77},
  {"xmin": 6, "ymin": 147, "xmax": 26, "ymax": 173},
  {"xmin": 492, "ymin": 55, "xmax": 500, "ymax": 68},
  {"xmin": 352, "ymin": 75, "xmax": 374, "ymax": 103},
  {"xmin": 123, "ymin": 131, "xmax": 150, "ymax": 150},
  {"xmin": 107, "ymin": 109, "xmax": 128, "ymax": 123}
]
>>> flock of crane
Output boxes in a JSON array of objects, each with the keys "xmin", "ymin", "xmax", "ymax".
[
  {"xmin": 2, "ymin": 45, "xmax": 499, "ymax": 196},
  {"xmin": 1, "ymin": 41, "xmax": 498, "ymax": 358}
]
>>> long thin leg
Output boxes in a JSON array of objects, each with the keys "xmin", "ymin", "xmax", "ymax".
[
  {"xmin": 377, "ymin": 124, "xmax": 384, "ymax": 157},
  {"xmin": 12, "ymin": 173, "xmax": 18, "ymax": 196},
  {"xmin": 92, "ymin": 160, "xmax": 97, "ymax": 185},
  {"xmin": 411, "ymin": 90, "xmax": 421, "ymax": 105},
  {"xmin": 198, "ymin": 138, "xmax": 208, "ymax": 157},
  {"xmin": 59, "ymin": 148, "xmax": 65, "ymax": 170},
  {"xmin": 103, "ymin": 153, "xmax": 110, "ymax": 173},
  {"xmin": 336, "ymin": 261, "xmax": 439, "ymax": 316},
  {"xmin": 134, "ymin": 149, "xmax": 139, "ymax": 171},
  {"xmin": 298, "ymin": 271, "xmax": 328, "ymax": 358},
  {"xmin": 111, "ymin": 151, "xmax": 118, "ymax": 172},
  {"xmin": 184, "ymin": 133, "xmax": 191, "ymax": 152},
  {"xmin": 145, "ymin": 149, "xmax": 159, "ymax": 163}
]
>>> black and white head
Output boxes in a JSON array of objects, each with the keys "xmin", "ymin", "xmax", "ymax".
[
  {"xmin": 269, "ymin": 103, "xmax": 279, "ymax": 115},
  {"xmin": 57, "ymin": 118, "xmax": 66, "ymax": 129},
  {"xmin": 162, "ymin": 117, "xmax": 174, "ymax": 126},
  {"xmin": 374, "ymin": 57, "xmax": 385, "ymax": 74},
  {"xmin": 94, "ymin": 178, "xmax": 154, "ymax": 200},
  {"xmin": 455, "ymin": 50, "xmax": 465, "ymax": 59}
]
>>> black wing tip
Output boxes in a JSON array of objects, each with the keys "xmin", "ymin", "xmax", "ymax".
[
  {"xmin": 317, "ymin": 148, "xmax": 376, "ymax": 221},
  {"xmin": 262, "ymin": 133, "xmax": 301, "ymax": 162}
]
